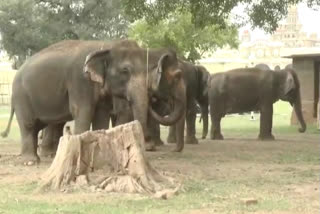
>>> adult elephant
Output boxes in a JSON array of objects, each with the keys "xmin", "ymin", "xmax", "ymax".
[
  {"xmin": 167, "ymin": 62, "xmax": 210, "ymax": 144},
  {"xmin": 208, "ymin": 67, "xmax": 306, "ymax": 140},
  {"xmin": 1, "ymin": 40, "xmax": 185, "ymax": 164},
  {"xmin": 110, "ymin": 61, "xmax": 209, "ymax": 147}
]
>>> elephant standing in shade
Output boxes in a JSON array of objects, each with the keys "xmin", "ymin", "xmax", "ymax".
[
  {"xmin": 167, "ymin": 62, "xmax": 210, "ymax": 145},
  {"xmin": 208, "ymin": 67, "xmax": 306, "ymax": 140},
  {"xmin": 1, "ymin": 40, "xmax": 185, "ymax": 164}
]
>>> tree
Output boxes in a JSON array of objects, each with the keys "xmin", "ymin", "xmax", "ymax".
[
  {"xmin": 0, "ymin": 0, "xmax": 129, "ymax": 68},
  {"xmin": 129, "ymin": 12, "xmax": 239, "ymax": 62},
  {"xmin": 121, "ymin": 0, "xmax": 320, "ymax": 33}
]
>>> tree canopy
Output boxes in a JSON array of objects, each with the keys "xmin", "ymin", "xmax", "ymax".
[
  {"xmin": 129, "ymin": 12, "xmax": 239, "ymax": 62},
  {"xmin": 121, "ymin": 0, "xmax": 320, "ymax": 33},
  {"xmin": 0, "ymin": 0, "xmax": 129, "ymax": 68},
  {"xmin": 1, "ymin": 0, "xmax": 319, "ymax": 68}
]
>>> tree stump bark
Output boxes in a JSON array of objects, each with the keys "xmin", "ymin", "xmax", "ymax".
[{"xmin": 40, "ymin": 121, "xmax": 178, "ymax": 197}]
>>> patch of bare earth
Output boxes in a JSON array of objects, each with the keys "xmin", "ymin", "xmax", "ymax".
[{"xmin": 0, "ymin": 132, "xmax": 319, "ymax": 213}]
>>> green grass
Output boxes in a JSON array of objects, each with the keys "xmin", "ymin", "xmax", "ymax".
[{"xmin": 192, "ymin": 101, "xmax": 319, "ymax": 139}]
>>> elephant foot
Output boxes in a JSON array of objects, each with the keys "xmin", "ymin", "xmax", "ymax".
[
  {"xmin": 185, "ymin": 136, "xmax": 199, "ymax": 144},
  {"xmin": 18, "ymin": 153, "xmax": 40, "ymax": 166},
  {"xmin": 154, "ymin": 138, "xmax": 164, "ymax": 146},
  {"xmin": 210, "ymin": 133, "xmax": 224, "ymax": 140},
  {"xmin": 172, "ymin": 144, "xmax": 184, "ymax": 152},
  {"xmin": 258, "ymin": 134, "xmax": 275, "ymax": 141},
  {"xmin": 39, "ymin": 145, "xmax": 57, "ymax": 158},
  {"xmin": 166, "ymin": 135, "xmax": 176, "ymax": 144},
  {"xmin": 145, "ymin": 141, "xmax": 157, "ymax": 152}
]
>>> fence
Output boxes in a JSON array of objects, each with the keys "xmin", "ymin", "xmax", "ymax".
[{"xmin": 0, "ymin": 70, "xmax": 17, "ymax": 105}]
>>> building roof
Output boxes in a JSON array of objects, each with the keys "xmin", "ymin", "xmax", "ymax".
[{"xmin": 283, "ymin": 53, "xmax": 320, "ymax": 59}]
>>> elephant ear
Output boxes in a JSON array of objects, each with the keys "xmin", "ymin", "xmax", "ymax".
[
  {"xmin": 83, "ymin": 49, "xmax": 110, "ymax": 84},
  {"xmin": 153, "ymin": 51, "xmax": 181, "ymax": 90},
  {"xmin": 283, "ymin": 71, "xmax": 296, "ymax": 96},
  {"xmin": 197, "ymin": 65, "xmax": 210, "ymax": 97}
]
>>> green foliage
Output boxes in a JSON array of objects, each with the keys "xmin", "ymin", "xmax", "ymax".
[
  {"xmin": 129, "ymin": 12, "xmax": 239, "ymax": 62},
  {"xmin": 122, "ymin": 0, "xmax": 320, "ymax": 32},
  {"xmin": 0, "ymin": 0, "xmax": 129, "ymax": 68}
]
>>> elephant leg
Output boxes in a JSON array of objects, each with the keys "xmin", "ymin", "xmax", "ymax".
[
  {"xmin": 173, "ymin": 112, "xmax": 186, "ymax": 152},
  {"xmin": 92, "ymin": 100, "xmax": 112, "ymax": 130},
  {"xmin": 210, "ymin": 112, "xmax": 224, "ymax": 140},
  {"xmin": 200, "ymin": 102, "xmax": 209, "ymax": 139},
  {"xmin": 167, "ymin": 125, "xmax": 176, "ymax": 144},
  {"xmin": 258, "ymin": 103, "xmax": 275, "ymax": 140},
  {"xmin": 151, "ymin": 120, "xmax": 164, "ymax": 146},
  {"xmin": 185, "ymin": 107, "xmax": 198, "ymax": 144},
  {"xmin": 73, "ymin": 108, "xmax": 94, "ymax": 134},
  {"xmin": 14, "ymin": 104, "xmax": 43, "ymax": 164},
  {"xmin": 39, "ymin": 123, "xmax": 64, "ymax": 157}
]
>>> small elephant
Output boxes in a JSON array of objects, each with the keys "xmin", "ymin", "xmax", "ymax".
[
  {"xmin": 208, "ymin": 67, "xmax": 306, "ymax": 140},
  {"xmin": 167, "ymin": 62, "xmax": 210, "ymax": 144}
]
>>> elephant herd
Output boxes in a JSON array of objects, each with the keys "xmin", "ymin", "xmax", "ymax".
[{"xmin": 1, "ymin": 39, "xmax": 306, "ymax": 165}]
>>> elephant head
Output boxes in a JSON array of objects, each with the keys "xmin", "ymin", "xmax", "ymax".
[
  {"xmin": 196, "ymin": 65, "xmax": 210, "ymax": 139},
  {"xmin": 147, "ymin": 50, "xmax": 186, "ymax": 126},
  {"xmin": 277, "ymin": 69, "xmax": 306, "ymax": 133},
  {"xmin": 83, "ymin": 42, "xmax": 185, "ymax": 145},
  {"xmin": 255, "ymin": 63, "xmax": 271, "ymax": 71}
]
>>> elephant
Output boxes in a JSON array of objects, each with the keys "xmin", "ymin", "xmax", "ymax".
[
  {"xmin": 255, "ymin": 63, "xmax": 271, "ymax": 71},
  {"xmin": 109, "ymin": 61, "xmax": 209, "ymax": 148},
  {"xmin": 1, "ymin": 40, "xmax": 185, "ymax": 164},
  {"xmin": 38, "ymin": 123, "xmax": 65, "ymax": 157},
  {"xmin": 167, "ymin": 62, "xmax": 210, "ymax": 144},
  {"xmin": 111, "ymin": 96, "xmax": 171, "ymax": 146},
  {"xmin": 208, "ymin": 67, "xmax": 306, "ymax": 140},
  {"xmin": 274, "ymin": 65, "xmax": 281, "ymax": 71}
]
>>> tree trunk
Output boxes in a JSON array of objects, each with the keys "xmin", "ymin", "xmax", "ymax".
[{"xmin": 40, "ymin": 121, "xmax": 179, "ymax": 198}]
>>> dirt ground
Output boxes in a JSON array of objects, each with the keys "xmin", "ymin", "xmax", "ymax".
[{"xmin": 0, "ymin": 132, "xmax": 319, "ymax": 214}]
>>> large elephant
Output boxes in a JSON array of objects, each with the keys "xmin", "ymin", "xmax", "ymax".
[
  {"xmin": 208, "ymin": 67, "xmax": 306, "ymax": 140},
  {"xmin": 1, "ymin": 40, "xmax": 185, "ymax": 164},
  {"xmin": 167, "ymin": 62, "xmax": 210, "ymax": 144},
  {"xmin": 110, "ymin": 61, "xmax": 209, "ymax": 148}
]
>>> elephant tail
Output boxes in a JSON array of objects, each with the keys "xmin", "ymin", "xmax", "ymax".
[{"xmin": 1, "ymin": 106, "xmax": 14, "ymax": 138}]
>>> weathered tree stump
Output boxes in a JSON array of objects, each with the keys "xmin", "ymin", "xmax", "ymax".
[{"xmin": 40, "ymin": 121, "xmax": 178, "ymax": 197}]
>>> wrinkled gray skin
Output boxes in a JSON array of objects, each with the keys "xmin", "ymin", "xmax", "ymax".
[
  {"xmin": 111, "ymin": 96, "xmax": 171, "ymax": 147},
  {"xmin": 167, "ymin": 62, "xmax": 210, "ymax": 144},
  {"xmin": 1, "ymin": 40, "xmax": 185, "ymax": 163},
  {"xmin": 85, "ymin": 46, "xmax": 187, "ymax": 152},
  {"xmin": 208, "ymin": 68, "xmax": 306, "ymax": 140},
  {"xmin": 111, "ymin": 61, "xmax": 209, "ymax": 148}
]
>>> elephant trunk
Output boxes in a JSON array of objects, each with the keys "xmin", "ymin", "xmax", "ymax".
[
  {"xmin": 127, "ymin": 77, "xmax": 149, "ymax": 139},
  {"xmin": 293, "ymin": 89, "xmax": 306, "ymax": 133},
  {"xmin": 200, "ymin": 103, "xmax": 209, "ymax": 139},
  {"xmin": 149, "ymin": 82, "xmax": 186, "ymax": 126}
]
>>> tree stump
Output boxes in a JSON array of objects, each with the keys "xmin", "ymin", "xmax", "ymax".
[{"xmin": 40, "ymin": 121, "xmax": 179, "ymax": 197}]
